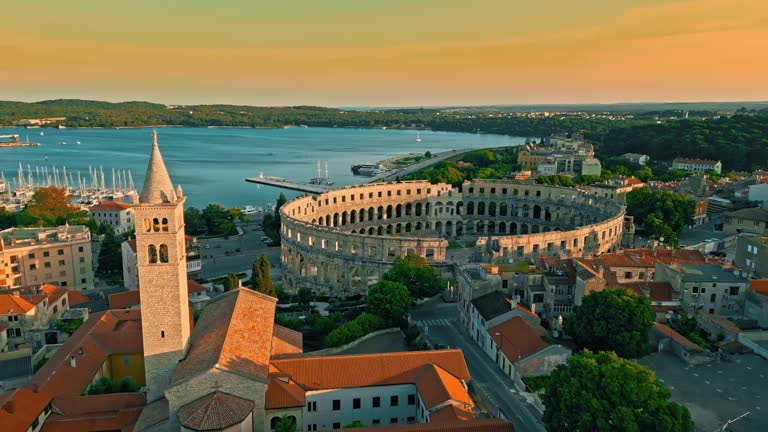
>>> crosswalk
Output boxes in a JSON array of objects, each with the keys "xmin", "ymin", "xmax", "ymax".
[{"xmin": 415, "ymin": 318, "xmax": 455, "ymax": 326}]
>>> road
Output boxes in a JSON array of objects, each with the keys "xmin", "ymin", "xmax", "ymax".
[
  {"xmin": 410, "ymin": 299, "xmax": 546, "ymax": 432},
  {"xmin": 198, "ymin": 219, "xmax": 282, "ymax": 280},
  {"xmin": 370, "ymin": 148, "xmax": 471, "ymax": 183}
]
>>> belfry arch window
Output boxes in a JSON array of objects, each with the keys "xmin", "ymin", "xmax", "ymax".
[
  {"xmin": 152, "ymin": 218, "xmax": 160, "ymax": 232},
  {"xmin": 148, "ymin": 245, "xmax": 158, "ymax": 263},
  {"xmin": 143, "ymin": 219, "xmax": 152, "ymax": 232},
  {"xmin": 159, "ymin": 244, "xmax": 169, "ymax": 263},
  {"xmin": 161, "ymin": 218, "xmax": 169, "ymax": 232}
]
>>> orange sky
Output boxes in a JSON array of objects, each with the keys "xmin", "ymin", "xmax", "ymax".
[{"xmin": 2, "ymin": 0, "xmax": 766, "ymax": 106}]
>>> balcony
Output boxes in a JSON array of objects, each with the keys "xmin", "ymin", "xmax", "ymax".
[{"xmin": 187, "ymin": 259, "xmax": 202, "ymax": 272}]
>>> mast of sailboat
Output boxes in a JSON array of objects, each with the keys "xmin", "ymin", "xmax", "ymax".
[
  {"xmin": 128, "ymin": 170, "xmax": 134, "ymax": 190},
  {"xmin": 325, "ymin": 161, "xmax": 329, "ymax": 180},
  {"xmin": 316, "ymin": 160, "xmax": 321, "ymax": 179}
]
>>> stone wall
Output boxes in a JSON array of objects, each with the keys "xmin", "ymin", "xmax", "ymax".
[{"xmin": 280, "ymin": 180, "xmax": 624, "ymax": 296}]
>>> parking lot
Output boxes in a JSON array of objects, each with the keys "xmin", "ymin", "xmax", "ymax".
[
  {"xmin": 198, "ymin": 219, "xmax": 281, "ymax": 280},
  {"xmin": 639, "ymin": 352, "xmax": 768, "ymax": 432}
]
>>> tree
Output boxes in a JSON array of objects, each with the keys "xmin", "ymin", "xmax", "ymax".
[
  {"xmin": 344, "ymin": 421, "xmax": 366, "ymax": 428},
  {"xmin": 625, "ymin": 187, "xmax": 694, "ymax": 246},
  {"xmin": 24, "ymin": 186, "xmax": 88, "ymax": 226},
  {"xmin": 54, "ymin": 318, "xmax": 84, "ymax": 335},
  {"xmin": 184, "ymin": 207, "xmax": 207, "ymax": 235},
  {"xmin": 273, "ymin": 416, "xmax": 298, "ymax": 432},
  {"xmin": 564, "ymin": 289, "xmax": 653, "ymax": 358},
  {"xmin": 382, "ymin": 254, "xmax": 442, "ymax": 299},
  {"xmin": 250, "ymin": 254, "xmax": 276, "ymax": 297},
  {"xmin": 543, "ymin": 351, "xmax": 694, "ymax": 432},
  {"xmin": 86, "ymin": 377, "xmax": 137, "ymax": 395},
  {"xmin": 424, "ymin": 151, "xmax": 432, "ymax": 158},
  {"xmin": 366, "ymin": 280, "xmax": 412, "ymax": 326},
  {"xmin": 296, "ymin": 287, "xmax": 315, "ymax": 308},
  {"xmin": 224, "ymin": 273, "xmax": 240, "ymax": 291},
  {"xmin": 97, "ymin": 228, "xmax": 123, "ymax": 277}
]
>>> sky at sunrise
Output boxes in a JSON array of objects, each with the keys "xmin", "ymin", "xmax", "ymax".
[{"xmin": 2, "ymin": 0, "xmax": 767, "ymax": 106}]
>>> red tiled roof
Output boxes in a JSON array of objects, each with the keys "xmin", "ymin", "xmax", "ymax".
[
  {"xmin": 52, "ymin": 394, "xmax": 145, "ymax": 416},
  {"xmin": 265, "ymin": 375, "xmax": 305, "ymax": 409},
  {"xmin": 621, "ymin": 282, "xmax": 674, "ymax": 302},
  {"xmin": 0, "ymin": 295, "xmax": 37, "ymax": 314},
  {"xmin": 415, "ymin": 364, "xmax": 473, "ymax": 410},
  {"xmin": 0, "ymin": 387, "xmax": 52, "ymax": 432},
  {"xmin": 429, "ymin": 404, "xmax": 476, "ymax": 423},
  {"xmin": 488, "ymin": 317, "xmax": 550, "ymax": 363},
  {"xmin": 187, "ymin": 280, "xmax": 206, "ymax": 294},
  {"xmin": 66, "ymin": 290, "xmax": 91, "ymax": 306},
  {"xmin": 177, "ymin": 391, "xmax": 254, "ymax": 431},
  {"xmin": 653, "ymin": 323, "xmax": 702, "ymax": 352},
  {"xmin": 41, "ymin": 407, "xmax": 142, "ymax": 432},
  {"xmin": 39, "ymin": 284, "xmax": 67, "ymax": 306},
  {"xmin": 89, "ymin": 201, "xmax": 131, "ymax": 212},
  {"xmin": 173, "ymin": 289, "xmax": 276, "ymax": 383},
  {"xmin": 124, "ymin": 240, "xmax": 137, "ymax": 253},
  {"xmin": 752, "ymin": 280, "xmax": 768, "ymax": 297},
  {"xmin": 334, "ymin": 419, "xmax": 515, "ymax": 432},
  {"xmin": 269, "ymin": 350, "xmax": 470, "ymax": 391}
]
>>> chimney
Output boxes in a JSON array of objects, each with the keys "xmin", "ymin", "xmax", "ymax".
[
  {"xmin": 70, "ymin": 356, "xmax": 76, "ymax": 368},
  {"xmin": 510, "ymin": 296, "xmax": 518, "ymax": 310}
]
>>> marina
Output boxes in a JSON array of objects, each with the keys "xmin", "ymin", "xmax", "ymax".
[{"xmin": 245, "ymin": 173, "xmax": 333, "ymax": 194}]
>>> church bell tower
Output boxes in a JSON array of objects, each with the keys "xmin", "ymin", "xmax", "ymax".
[{"xmin": 135, "ymin": 130, "xmax": 190, "ymax": 402}]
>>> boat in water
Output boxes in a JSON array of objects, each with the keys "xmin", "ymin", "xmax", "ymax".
[
  {"xmin": 352, "ymin": 163, "xmax": 384, "ymax": 177},
  {"xmin": 242, "ymin": 205, "xmax": 259, "ymax": 215},
  {"xmin": 309, "ymin": 160, "xmax": 334, "ymax": 185},
  {"xmin": 416, "ymin": 132, "xmax": 422, "ymax": 143}
]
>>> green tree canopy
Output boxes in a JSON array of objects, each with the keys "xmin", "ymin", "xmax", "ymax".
[
  {"xmin": 23, "ymin": 186, "xmax": 88, "ymax": 226},
  {"xmin": 543, "ymin": 351, "xmax": 694, "ymax": 432},
  {"xmin": 382, "ymin": 254, "xmax": 442, "ymax": 299},
  {"xmin": 366, "ymin": 280, "xmax": 412, "ymax": 326},
  {"xmin": 296, "ymin": 287, "xmax": 315, "ymax": 308},
  {"xmin": 273, "ymin": 415, "xmax": 298, "ymax": 432},
  {"xmin": 224, "ymin": 273, "xmax": 240, "ymax": 291},
  {"xmin": 250, "ymin": 254, "xmax": 276, "ymax": 297},
  {"xmin": 564, "ymin": 288, "xmax": 654, "ymax": 358},
  {"xmin": 96, "ymin": 227, "xmax": 123, "ymax": 277},
  {"xmin": 626, "ymin": 187, "xmax": 695, "ymax": 246}
]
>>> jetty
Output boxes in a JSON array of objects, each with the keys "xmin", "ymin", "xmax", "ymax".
[
  {"xmin": 0, "ymin": 134, "xmax": 39, "ymax": 147},
  {"xmin": 245, "ymin": 174, "xmax": 332, "ymax": 194}
]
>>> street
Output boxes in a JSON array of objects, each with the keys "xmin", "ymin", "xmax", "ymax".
[
  {"xmin": 198, "ymin": 219, "xmax": 282, "ymax": 280},
  {"xmin": 411, "ymin": 299, "xmax": 546, "ymax": 432}
]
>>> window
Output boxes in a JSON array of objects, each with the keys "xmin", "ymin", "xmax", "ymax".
[
  {"xmin": 306, "ymin": 401, "xmax": 317, "ymax": 412},
  {"xmin": 80, "ymin": 267, "xmax": 86, "ymax": 274},
  {"xmin": 28, "ymin": 253, "xmax": 35, "ymax": 259},
  {"xmin": 333, "ymin": 423, "xmax": 341, "ymax": 430},
  {"xmin": 730, "ymin": 286, "xmax": 740, "ymax": 296},
  {"xmin": 29, "ymin": 264, "xmax": 37, "ymax": 270},
  {"xmin": 148, "ymin": 245, "xmax": 158, "ymax": 264},
  {"xmin": 57, "ymin": 249, "xmax": 64, "ymax": 255},
  {"xmin": 43, "ymin": 251, "xmax": 50, "ymax": 257},
  {"xmin": 333, "ymin": 399, "xmax": 341, "ymax": 411},
  {"xmin": 7, "ymin": 328, "xmax": 22, "ymax": 338},
  {"xmin": 159, "ymin": 244, "xmax": 169, "ymax": 263},
  {"xmin": 390, "ymin": 395, "xmax": 399, "ymax": 407},
  {"xmin": 624, "ymin": 271, "xmax": 632, "ymax": 279},
  {"xmin": 353, "ymin": 398, "xmax": 361, "ymax": 409},
  {"xmin": 390, "ymin": 418, "xmax": 398, "ymax": 424},
  {"xmin": 372, "ymin": 419, "xmax": 380, "ymax": 425},
  {"xmin": 161, "ymin": 330, "xmax": 165, "ymax": 338},
  {"xmin": 79, "ymin": 257, "xmax": 85, "ymax": 263},
  {"xmin": 372, "ymin": 397, "xmax": 381, "ymax": 408},
  {"xmin": 307, "ymin": 425, "xmax": 317, "ymax": 431},
  {"xmin": 59, "ymin": 270, "xmax": 66, "ymax": 277},
  {"xmin": 123, "ymin": 357, "xmax": 131, "ymax": 366},
  {"xmin": 44, "ymin": 262, "xmax": 51, "ymax": 268},
  {"xmin": 59, "ymin": 259, "xmax": 65, "ymax": 266},
  {"xmin": 407, "ymin": 416, "xmax": 416, "ymax": 423},
  {"xmin": 408, "ymin": 394, "xmax": 416, "ymax": 405},
  {"xmin": 78, "ymin": 246, "xmax": 84, "ymax": 253},
  {"xmin": 81, "ymin": 278, "xmax": 86, "ymax": 284}
]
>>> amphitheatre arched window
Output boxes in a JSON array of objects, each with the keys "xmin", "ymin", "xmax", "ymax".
[
  {"xmin": 143, "ymin": 219, "xmax": 152, "ymax": 232},
  {"xmin": 466, "ymin": 202, "xmax": 474, "ymax": 215},
  {"xmin": 386, "ymin": 205, "xmax": 393, "ymax": 219},
  {"xmin": 159, "ymin": 244, "xmax": 169, "ymax": 263},
  {"xmin": 489, "ymin": 202, "xmax": 496, "ymax": 217},
  {"xmin": 478, "ymin": 202, "xmax": 485, "ymax": 215},
  {"xmin": 415, "ymin": 203, "xmax": 422, "ymax": 216},
  {"xmin": 148, "ymin": 245, "xmax": 158, "ymax": 264},
  {"xmin": 396, "ymin": 204, "xmax": 402, "ymax": 218}
]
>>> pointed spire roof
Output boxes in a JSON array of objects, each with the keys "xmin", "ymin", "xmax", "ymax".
[{"xmin": 139, "ymin": 130, "xmax": 177, "ymax": 204}]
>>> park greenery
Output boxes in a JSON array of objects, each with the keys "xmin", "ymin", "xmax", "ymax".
[
  {"xmin": 324, "ymin": 312, "xmax": 385, "ymax": 347},
  {"xmin": 250, "ymin": 254, "xmax": 276, "ymax": 297},
  {"xmin": 272, "ymin": 416, "xmax": 298, "ymax": 432},
  {"xmin": 96, "ymin": 225, "xmax": 124, "ymax": 278},
  {"xmin": 262, "ymin": 193, "xmax": 287, "ymax": 245},
  {"xmin": 54, "ymin": 318, "xmax": 84, "ymax": 335},
  {"xmin": 366, "ymin": 280, "xmax": 413, "ymax": 327},
  {"xmin": 382, "ymin": 254, "xmax": 443, "ymax": 299},
  {"xmin": 564, "ymin": 289, "xmax": 654, "ymax": 359},
  {"xmin": 405, "ymin": 148, "xmax": 520, "ymax": 186},
  {"xmin": 0, "ymin": 186, "xmax": 90, "ymax": 230},
  {"xmin": 542, "ymin": 351, "xmax": 694, "ymax": 432},
  {"xmin": 625, "ymin": 187, "xmax": 695, "ymax": 247},
  {"xmin": 85, "ymin": 377, "xmax": 138, "ymax": 395},
  {"xmin": 184, "ymin": 204, "xmax": 246, "ymax": 237}
]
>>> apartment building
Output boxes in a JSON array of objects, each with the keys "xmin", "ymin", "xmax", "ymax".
[
  {"xmin": 672, "ymin": 158, "xmax": 722, "ymax": 174},
  {"xmin": 89, "ymin": 201, "xmax": 135, "ymax": 235},
  {"xmin": 0, "ymin": 226, "xmax": 93, "ymax": 291}
]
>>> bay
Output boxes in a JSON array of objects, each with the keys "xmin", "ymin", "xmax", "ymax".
[{"xmin": 0, "ymin": 127, "xmax": 523, "ymax": 209}]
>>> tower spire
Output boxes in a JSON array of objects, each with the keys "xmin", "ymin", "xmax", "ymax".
[{"xmin": 140, "ymin": 130, "xmax": 177, "ymax": 204}]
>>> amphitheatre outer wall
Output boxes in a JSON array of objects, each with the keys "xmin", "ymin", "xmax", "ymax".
[{"xmin": 280, "ymin": 179, "xmax": 625, "ymax": 296}]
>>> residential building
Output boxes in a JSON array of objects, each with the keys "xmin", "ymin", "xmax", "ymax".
[
  {"xmin": 89, "ymin": 201, "xmax": 135, "ymax": 235},
  {"xmin": 0, "ymin": 226, "xmax": 93, "ymax": 291},
  {"xmin": 486, "ymin": 317, "xmax": 570, "ymax": 381},
  {"xmin": 733, "ymin": 235, "xmax": 768, "ymax": 278},
  {"xmin": 672, "ymin": 158, "xmax": 722, "ymax": 174},
  {"xmin": 466, "ymin": 290, "xmax": 539, "ymax": 351},
  {"xmin": 724, "ymin": 207, "xmax": 768, "ymax": 235},
  {"xmin": 619, "ymin": 153, "xmax": 649, "ymax": 166},
  {"xmin": 654, "ymin": 263, "xmax": 748, "ymax": 317},
  {"xmin": 0, "ymin": 387, "xmax": 52, "ymax": 432},
  {"xmin": 0, "ymin": 294, "xmax": 47, "ymax": 352},
  {"xmin": 584, "ymin": 182, "xmax": 638, "ymax": 204},
  {"xmin": 651, "ymin": 323, "xmax": 711, "ymax": 365}
]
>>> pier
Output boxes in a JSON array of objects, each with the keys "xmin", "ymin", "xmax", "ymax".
[{"xmin": 245, "ymin": 175, "xmax": 332, "ymax": 194}]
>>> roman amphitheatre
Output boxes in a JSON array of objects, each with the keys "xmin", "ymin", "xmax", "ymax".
[{"xmin": 280, "ymin": 179, "xmax": 625, "ymax": 295}]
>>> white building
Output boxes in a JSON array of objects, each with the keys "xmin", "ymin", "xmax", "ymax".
[
  {"xmin": 89, "ymin": 201, "xmax": 135, "ymax": 235},
  {"xmin": 672, "ymin": 158, "xmax": 722, "ymax": 174},
  {"xmin": 620, "ymin": 153, "xmax": 650, "ymax": 166}
]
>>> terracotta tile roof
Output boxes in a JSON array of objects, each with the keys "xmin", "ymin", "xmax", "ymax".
[
  {"xmin": 124, "ymin": 240, "xmax": 137, "ymax": 253},
  {"xmin": 29, "ymin": 309, "xmax": 143, "ymax": 397},
  {"xmin": 265, "ymin": 375, "xmax": 305, "ymax": 409},
  {"xmin": 108, "ymin": 281, "xmax": 207, "ymax": 309},
  {"xmin": 52, "ymin": 394, "xmax": 146, "ymax": 416},
  {"xmin": 89, "ymin": 201, "xmax": 132, "ymax": 212},
  {"xmin": 66, "ymin": 290, "xmax": 91, "ymax": 306},
  {"xmin": 270, "ymin": 350, "xmax": 470, "ymax": 391},
  {"xmin": 133, "ymin": 397, "xmax": 169, "ymax": 432},
  {"xmin": 41, "ymin": 407, "xmax": 142, "ymax": 432},
  {"xmin": 33, "ymin": 284, "xmax": 67, "ymax": 306},
  {"xmin": 727, "ymin": 207, "xmax": 768, "ymax": 222},
  {"xmin": 415, "ymin": 364, "xmax": 473, "ymax": 410},
  {"xmin": 752, "ymin": 279, "xmax": 768, "ymax": 297},
  {"xmin": 653, "ymin": 323, "xmax": 702, "ymax": 352},
  {"xmin": 173, "ymin": 288, "xmax": 276, "ymax": 383},
  {"xmin": 429, "ymin": 404, "xmax": 475, "ymax": 423},
  {"xmin": 177, "ymin": 391, "xmax": 254, "ymax": 431},
  {"xmin": 488, "ymin": 317, "xmax": 550, "ymax": 363},
  {"xmin": 271, "ymin": 325, "xmax": 303, "ymax": 357},
  {"xmin": 471, "ymin": 291, "xmax": 513, "ymax": 321},
  {"xmin": 23, "ymin": 294, "xmax": 49, "ymax": 307},
  {"xmin": 697, "ymin": 312, "xmax": 742, "ymax": 335},
  {"xmin": 0, "ymin": 294, "xmax": 37, "ymax": 314},
  {"xmin": 333, "ymin": 419, "xmax": 515, "ymax": 432},
  {"xmin": 0, "ymin": 387, "xmax": 52, "ymax": 432}
]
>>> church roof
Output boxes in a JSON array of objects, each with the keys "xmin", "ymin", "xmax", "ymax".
[
  {"xmin": 177, "ymin": 391, "xmax": 254, "ymax": 431},
  {"xmin": 139, "ymin": 131, "xmax": 177, "ymax": 205},
  {"xmin": 172, "ymin": 289, "xmax": 277, "ymax": 384}
]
